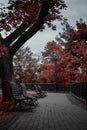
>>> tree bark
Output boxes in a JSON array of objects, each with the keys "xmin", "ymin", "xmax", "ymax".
[
  {"xmin": 0, "ymin": 56, "xmax": 14, "ymax": 101},
  {"xmin": 10, "ymin": 0, "xmax": 51, "ymax": 56}
]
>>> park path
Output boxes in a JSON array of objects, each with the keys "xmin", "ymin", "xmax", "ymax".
[{"xmin": 8, "ymin": 93, "xmax": 87, "ymax": 130}]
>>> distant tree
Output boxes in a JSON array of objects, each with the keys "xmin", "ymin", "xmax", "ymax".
[
  {"xmin": 39, "ymin": 60, "xmax": 55, "ymax": 83},
  {"xmin": 39, "ymin": 41, "xmax": 64, "ymax": 83},
  {"xmin": 42, "ymin": 41, "xmax": 64, "ymax": 59},
  {"xmin": 14, "ymin": 47, "xmax": 39, "ymax": 83},
  {"xmin": 0, "ymin": 0, "xmax": 66, "ymax": 101},
  {"xmin": 57, "ymin": 19, "xmax": 87, "ymax": 82}
]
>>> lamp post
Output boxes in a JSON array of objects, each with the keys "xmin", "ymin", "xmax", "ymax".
[{"xmin": 51, "ymin": 52, "xmax": 59, "ymax": 92}]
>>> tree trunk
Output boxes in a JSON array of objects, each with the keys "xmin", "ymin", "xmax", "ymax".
[{"xmin": 0, "ymin": 56, "xmax": 14, "ymax": 101}]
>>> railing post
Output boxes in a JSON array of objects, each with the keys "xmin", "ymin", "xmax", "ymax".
[
  {"xmin": 81, "ymin": 82, "xmax": 83, "ymax": 100},
  {"xmin": 86, "ymin": 82, "xmax": 87, "ymax": 103}
]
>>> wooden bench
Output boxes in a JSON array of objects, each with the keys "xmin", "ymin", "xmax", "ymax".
[
  {"xmin": 34, "ymin": 85, "xmax": 47, "ymax": 98},
  {"xmin": 18, "ymin": 83, "xmax": 39, "ymax": 106},
  {"xmin": 3, "ymin": 81, "xmax": 33, "ymax": 111}
]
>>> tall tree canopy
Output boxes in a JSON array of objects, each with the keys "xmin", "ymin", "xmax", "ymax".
[{"xmin": 0, "ymin": 0, "xmax": 66, "ymax": 80}]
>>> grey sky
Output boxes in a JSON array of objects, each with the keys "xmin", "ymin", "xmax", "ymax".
[
  {"xmin": 24, "ymin": 0, "xmax": 87, "ymax": 56},
  {"xmin": 62, "ymin": 0, "xmax": 87, "ymax": 25}
]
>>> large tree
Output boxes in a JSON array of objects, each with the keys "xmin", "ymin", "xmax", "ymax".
[{"xmin": 0, "ymin": 0, "xmax": 66, "ymax": 101}]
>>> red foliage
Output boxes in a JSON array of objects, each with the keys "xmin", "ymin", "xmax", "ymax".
[
  {"xmin": 42, "ymin": 41, "xmax": 64, "ymax": 58},
  {"xmin": 68, "ymin": 21, "xmax": 87, "ymax": 42}
]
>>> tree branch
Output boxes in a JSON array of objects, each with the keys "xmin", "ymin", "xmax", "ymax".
[
  {"xmin": 1, "ymin": 23, "xmax": 29, "ymax": 47},
  {"xmin": 10, "ymin": 0, "xmax": 51, "ymax": 56}
]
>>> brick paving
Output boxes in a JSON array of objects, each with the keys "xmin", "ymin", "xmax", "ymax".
[{"xmin": 2, "ymin": 93, "xmax": 87, "ymax": 130}]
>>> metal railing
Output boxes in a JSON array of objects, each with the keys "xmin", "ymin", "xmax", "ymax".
[
  {"xmin": 70, "ymin": 82, "xmax": 87, "ymax": 103},
  {"xmin": 0, "ymin": 82, "xmax": 87, "ymax": 102}
]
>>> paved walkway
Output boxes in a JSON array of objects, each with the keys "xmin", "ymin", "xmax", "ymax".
[{"xmin": 3, "ymin": 93, "xmax": 87, "ymax": 130}]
